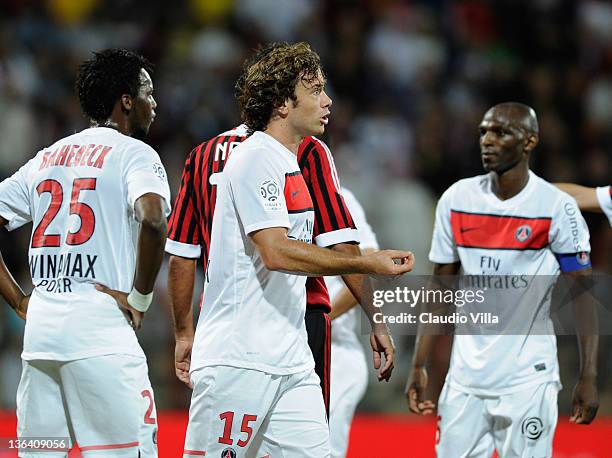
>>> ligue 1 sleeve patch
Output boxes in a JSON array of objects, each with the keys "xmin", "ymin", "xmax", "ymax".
[
  {"xmin": 152, "ymin": 162, "xmax": 167, "ymax": 182},
  {"xmin": 259, "ymin": 179, "xmax": 283, "ymax": 211}
]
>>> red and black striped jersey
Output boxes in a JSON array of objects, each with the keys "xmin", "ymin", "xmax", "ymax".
[
  {"xmin": 297, "ymin": 137, "xmax": 358, "ymax": 311},
  {"xmin": 166, "ymin": 125, "xmax": 246, "ymax": 264},
  {"xmin": 166, "ymin": 125, "xmax": 359, "ymax": 312}
]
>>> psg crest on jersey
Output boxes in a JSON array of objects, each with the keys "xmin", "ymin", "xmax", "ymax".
[
  {"xmin": 515, "ymin": 224, "xmax": 532, "ymax": 242},
  {"xmin": 221, "ymin": 447, "xmax": 237, "ymax": 458}
]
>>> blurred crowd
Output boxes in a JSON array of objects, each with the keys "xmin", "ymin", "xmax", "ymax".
[{"xmin": 0, "ymin": 0, "xmax": 610, "ymax": 414}]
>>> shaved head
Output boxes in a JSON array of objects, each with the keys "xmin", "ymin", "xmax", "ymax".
[
  {"xmin": 484, "ymin": 102, "xmax": 539, "ymax": 136},
  {"xmin": 479, "ymin": 102, "xmax": 540, "ymax": 175}
]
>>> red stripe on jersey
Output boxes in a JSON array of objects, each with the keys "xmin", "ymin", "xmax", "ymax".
[
  {"xmin": 284, "ymin": 172, "xmax": 313, "ymax": 213},
  {"xmin": 451, "ymin": 210, "xmax": 551, "ymax": 250}
]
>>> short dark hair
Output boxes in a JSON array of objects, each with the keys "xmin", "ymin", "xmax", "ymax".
[
  {"xmin": 75, "ymin": 48, "xmax": 153, "ymax": 122},
  {"xmin": 235, "ymin": 42, "xmax": 323, "ymax": 132}
]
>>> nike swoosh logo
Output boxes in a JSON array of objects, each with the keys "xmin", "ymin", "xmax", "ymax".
[
  {"xmin": 460, "ymin": 227, "xmax": 478, "ymax": 233},
  {"xmin": 291, "ymin": 190, "xmax": 300, "ymax": 199}
]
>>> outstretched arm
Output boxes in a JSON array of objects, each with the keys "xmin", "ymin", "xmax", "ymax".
[
  {"xmin": 329, "ymin": 246, "xmax": 377, "ymax": 320},
  {"xmin": 250, "ymin": 227, "xmax": 414, "ymax": 277},
  {"xmin": 555, "ymin": 184, "xmax": 600, "ymax": 212}
]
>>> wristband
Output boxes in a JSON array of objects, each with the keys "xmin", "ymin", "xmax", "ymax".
[{"xmin": 127, "ymin": 288, "xmax": 153, "ymax": 312}]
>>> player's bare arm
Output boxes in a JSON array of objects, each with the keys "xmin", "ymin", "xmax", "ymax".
[
  {"xmin": 96, "ymin": 192, "xmax": 168, "ymax": 329},
  {"xmin": 329, "ymin": 244, "xmax": 396, "ymax": 381},
  {"xmin": 328, "ymin": 282, "xmax": 358, "ymax": 320},
  {"xmin": 168, "ymin": 254, "xmax": 197, "ymax": 388},
  {"xmin": 251, "ymin": 227, "xmax": 414, "ymax": 277},
  {"xmin": 554, "ymin": 183, "xmax": 601, "ymax": 212},
  {"xmin": 0, "ymin": 215, "xmax": 29, "ymax": 320},
  {"xmin": 566, "ymin": 267, "xmax": 599, "ymax": 425},
  {"xmin": 407, "ymin": 262, "xmax": 460, "ymax": 415}
]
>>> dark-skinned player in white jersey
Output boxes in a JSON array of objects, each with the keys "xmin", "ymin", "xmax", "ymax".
[
  {"xmin": 0, "ymin": 49, "xmax": 170, "ymax": 457},
  {"xmin": 407, "ymin": 103, "xmax": 598, "ymax": 458}
]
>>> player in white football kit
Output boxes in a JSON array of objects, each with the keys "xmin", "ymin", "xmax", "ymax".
[
  {"xmin": 555, "ymin": 183, "xmax": 612, "ymax": 226},
  {"xmin": 0, "ymin": 49, "xmax": 170, "ymax": 457},
  {"xmin": 325, "ymin": 188, "xmax": 379, "ymax": 458},
  {"xmin": 407, "ymin": 103, "xmax": 599, "ymax": 458},
  {"xmin": 181, "ymin": 43, "xmax": 414, "ymax": 458}
]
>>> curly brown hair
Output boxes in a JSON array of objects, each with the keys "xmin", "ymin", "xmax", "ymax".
[{"xmin": 235, "ymin": 42, "xmax": 323, "ymax": 133}]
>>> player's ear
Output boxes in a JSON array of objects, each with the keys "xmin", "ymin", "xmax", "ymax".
[
  {"xmin": 276, "ymin": 99, "xmax": 290, "ymax": 117},
  {"xmin": 120, "ymin": 94, "xmax": 133, "ymax": 113},
  {"xmin": 525, "ymin": 134, "xmax": 538, "ymax": 153}
]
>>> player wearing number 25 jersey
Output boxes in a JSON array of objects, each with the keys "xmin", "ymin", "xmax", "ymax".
[{"xmin": 0, "ymin": 49, "xmax": 170, "ymax": 457}]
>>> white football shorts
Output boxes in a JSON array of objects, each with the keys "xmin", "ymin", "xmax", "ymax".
[
  {"xmin": 17, "ymin": 355, "xmax": 157, "ymax": 457},
  {"xmin": 329, "ymin": 344, "xmax": 368, "ymax": 458},
  {"xmin": 436, "ymin": 381, "xmax": 559, "ymax": 458},
  {"xmin": 183, "ymin": 366, "xmax": 329, "ymax": 458}
]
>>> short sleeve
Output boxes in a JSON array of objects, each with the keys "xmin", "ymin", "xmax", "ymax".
[
  {"xmin": 0, "ymin": 161, "xmax": 33, "ymax": 231},
  {"xmin": 166, "ymin": 149, "xmax": 202, "ymax": 258},
  {"xmin": 298, "ymin": 138, "xmax": 359, "ymax": 247},
  {"xmin": 596, "ymin": 185, "xmax": 612, "ymax": 226},
  {"xmin": 123, "ymin": 144, "xmax": 171, "ymax": 217},
  {"xmin": 549, "ymin": 195, "xmax": 591, "ymax": 272},
  {"xmin": 429, "ymin": 187, "xmax": 459, "ymax": 264},
  {"xmin": 228, "ymin": 149, "xmax": 290, "ymax": 235},
  {"xmin": 341, "ymin": 188, "xmax": 378, "ymax": 250}
]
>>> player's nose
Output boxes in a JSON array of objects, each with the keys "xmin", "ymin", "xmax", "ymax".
[
  {"xmin": 480, "ymin": 130, "xmax": 494, "ymax": 146},
  {"xmin": 322, "ymin": 90, "xmax": 332, "ymax": 108}
]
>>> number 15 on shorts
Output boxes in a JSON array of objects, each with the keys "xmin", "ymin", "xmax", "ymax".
[{"xmin": 218, "ymin": 411, "xmax": 258, "ymax": 448}]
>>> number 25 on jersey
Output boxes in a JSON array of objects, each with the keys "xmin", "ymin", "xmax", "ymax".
[{"xmin": 32, "ymin": 178, "xmax": 97, "ymax": 248}]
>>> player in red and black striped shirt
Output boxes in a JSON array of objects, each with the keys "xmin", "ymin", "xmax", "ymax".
[{"xmin": 166, "ymin": 124, "xmax": 395, "ymax": 414}]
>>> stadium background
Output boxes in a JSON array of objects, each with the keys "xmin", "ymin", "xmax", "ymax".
[{"xmin": 0, "ymin": 0, "xmax": 610, "ymax": 456}]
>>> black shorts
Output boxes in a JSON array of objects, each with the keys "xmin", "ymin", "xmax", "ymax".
[{"xmin": 304, "ymin": 305, "xmax": 331, "ymax": 417}]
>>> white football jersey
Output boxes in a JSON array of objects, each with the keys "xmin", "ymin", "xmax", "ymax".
[
  {"xmin": 0, "ymin": 127, "xmax": 171, "ymax": 361},
  {"xmin": 325, "ymin": 188, "xmax": 379, "ymax": 349},
  {"xmin": 190, "ymin": 131, "xmax": 316, "ymax": 375},
  {"xmin": 596, "ymin": 185, "xmax": 612, "ymax": 226},
  {"xmin": 430, "ymin": 171, "xmax": 591, "ymax": 395}
]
